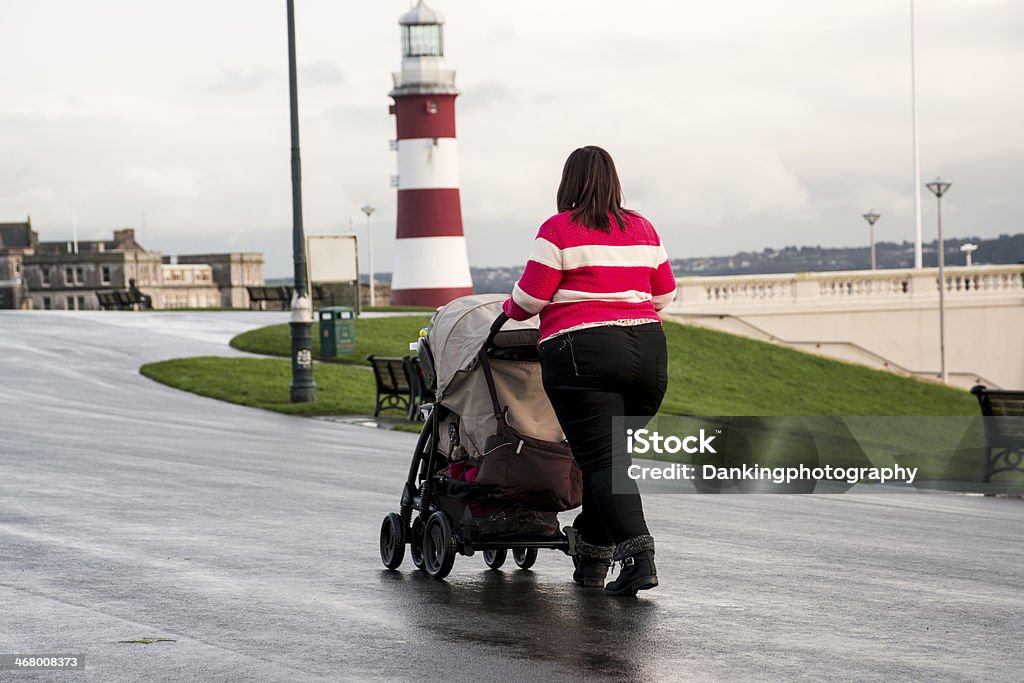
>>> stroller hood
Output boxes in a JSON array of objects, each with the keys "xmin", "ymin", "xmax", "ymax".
[
  {"xmin": 428, "ymin": 294, "xmax": 536, "ymax": 398},
  {"xmin": 427, "ymin": 294, "xmax": 565, "ymax": 457}
]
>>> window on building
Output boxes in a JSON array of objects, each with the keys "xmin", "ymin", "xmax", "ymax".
[
  {"xmin": 15, "ymin": 261, "xmax": 21, "ymax": 275},
  {"xmin": 77, "ymin": 296, "xmax": 85, "ymax": 309},
  {"xmin": 101, "ymin": 266, "xmax": 111, "ymax": 285},
  {"xmin": 67, "ymin": 296, "xmax": 76, "ymax": 310},
  {"xmin": 65, "ymin": 267, "xmax": 74, "ymax": 285},
  {"xmin": 42, "ymin": 269, "xmax": 50, "ymax": 287},
  {"xmin": 75, "ymin": 267, "xmax": 84, "ymax": 285},
  {"xmin": 42, "ymin": 297, "xmax": 51, "ymax": 310}
]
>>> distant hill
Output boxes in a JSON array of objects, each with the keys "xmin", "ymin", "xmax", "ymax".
[
  {"xmin": 471, "ymin": 233, "xmax": 1024, "ymax": 293},
  {"xmin": 670, "ymin": 233, "xmax": 1024, "ymax": 277},
  {"xmin": 271, "ymin": 233, "xmax": 1023, "ymax": 294}
]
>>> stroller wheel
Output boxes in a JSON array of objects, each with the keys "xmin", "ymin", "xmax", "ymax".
[
  {"xmin": 379, "ymin": 512, "xmax": 406, "ymax": 570},
  {"xmin": 410, "ymin": 516, "xmax": 426, "ymax": 570},
  {"xmin": 483, "ymin": 549, "xmax": 507, "ymax": 569},
  {"xmin": 513, "ymin": 547, "xmax": 538, "ymax": 570},
  {"xmin": 422, "ymin": 512, "xmax": 457, "ymax": 579}
]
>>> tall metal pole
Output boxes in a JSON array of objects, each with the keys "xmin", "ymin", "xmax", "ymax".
[
  {"xmin": 361, "ymin": 204, "xmax": 375, "ymax": 307},
  {"xmin": 910, "ymin": 0, "xmax": 924, "ymax": 269},
  {"xmin": 287, "ymin": 0, "xmax": 316, "ymax": 402},
  {"xmin": 926, "ymin": 177, "xmax": 951, "ymax": 384},
  {"xmin": 870, "ymin": 222, "xmax": 876, "ymax": 270},
  {"xmin": 936, "ymin": 192, "xmax": 947, "ymax": 383}
]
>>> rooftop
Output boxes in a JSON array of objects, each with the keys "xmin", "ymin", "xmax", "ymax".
[
  {"xmin": 399, "ymin": 0, "xmax": 444, "ymax": 26},
  {"xmin": 0, "ymin": 221, "xmax": 37, "ymax": 250}
]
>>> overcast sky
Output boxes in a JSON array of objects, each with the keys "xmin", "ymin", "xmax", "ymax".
[{"xmin": 3, "ymin": 0, "xmax": 1022, "ymax": 277}]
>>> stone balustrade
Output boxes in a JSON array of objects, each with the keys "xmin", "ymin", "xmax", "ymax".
[
  {"xmin": 670, "ymin": 264, "xmax": 1024, "ymax": 313},
  {"xmin": 665, "ymin": 264, "xmax": 1024, "ymax": 389}
]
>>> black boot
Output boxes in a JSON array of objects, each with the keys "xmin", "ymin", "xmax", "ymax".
[
  {"xmin": 605, "ymin": 535, "xmax": 658, "ymax": 596},
  {"xmin": 567, "ymin": 526, "xmax": 613, "ymax": 587},
  {"xmin": 572, "ymin": 538, "xmax": 613, "ymax": 588}
]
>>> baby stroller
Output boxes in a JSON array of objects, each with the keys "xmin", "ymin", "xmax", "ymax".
[{"xmin": 379, "ymin": 294, "xmax": 583, "ymax": 579}]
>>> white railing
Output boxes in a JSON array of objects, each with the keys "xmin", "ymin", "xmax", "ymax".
[
  {"xmin": 391, "ymin": 69, "xmax": 457, "ymax": 89},
  {"xmin": 702, "ymin": 275, "xmax": 795, "ymax": 303},
  {"xmin": 817, "ymin": 274, "xmax": 911, "ymax": 298},
  {"xmin": 670, "ymin": 264, "xmax": 1024, "ymax": 312}
]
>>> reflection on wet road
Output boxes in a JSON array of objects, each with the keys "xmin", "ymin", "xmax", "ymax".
[{"xmin": 1, "ymin": 312, "xmax": 1021, "ymax": 681}]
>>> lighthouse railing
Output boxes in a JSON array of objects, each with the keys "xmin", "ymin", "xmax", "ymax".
[{"xmin": 391, "ymin": 69, "xmax": 457, "ymax": 89}]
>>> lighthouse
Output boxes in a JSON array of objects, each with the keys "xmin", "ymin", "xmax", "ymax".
[{"xmin": 388, "ymin": 0, "xmax": 473, "ymax": 307}]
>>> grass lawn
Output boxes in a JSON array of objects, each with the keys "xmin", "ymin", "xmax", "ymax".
[
  {"xmin": 230, "ymin": 316, "xmax": 433, "ymax": 366},
  {"xmin": 142, "ymin": 317, "xmax": 1004, "ymax": 484},
  {"xmin": 140, "ymin": 357, "xmax": 375, "ymax": 416},
  {"xmin": 659, "ymin": 322, "xmax": 975, "ymax": 416},
  {"xmin": 229, "ymin": 316, "xmax": 976, "ymax": 416},
  {"xmin": 362, "ymin": 305, "xmax": 435, "ymax": 313}
]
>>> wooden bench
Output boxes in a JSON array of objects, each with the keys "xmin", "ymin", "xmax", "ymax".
[
  {"xmin": 247, "ymin": 285, "xmax": 294, "ymax": 310},
  {"xmin": 971, "ymin": 385, "xmax": 1024, "ymax": 483},
  {"xmin": 367, "ymin": 355, "xmax": 431, "ymax": 421},
  {"xmin": 248, "ymin": 284, "xmax": 337, "ymax": 310},
  {"xmin": 404, "ymin": 355, "xmax": 433, "ymax": 421},
  {"xmin": 246, "ymin": 286, "xmax": 267, "ymax": 309},
  {"xmin": 96, "ymin": 291, "xmax": 120, "ymax": 310},
  {"xmin": 96, "ymin": 289, "xmax": 151, "ymax": 311}
]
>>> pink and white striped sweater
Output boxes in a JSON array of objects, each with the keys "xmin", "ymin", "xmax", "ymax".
[{"xmin": 502, "ymin": 211, "xmax": 678, "ymax": 342}]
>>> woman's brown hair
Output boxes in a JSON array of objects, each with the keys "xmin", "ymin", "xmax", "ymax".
[{"xmin": 556, "ymin": 145, "xmax": 632, "ymax": 232}]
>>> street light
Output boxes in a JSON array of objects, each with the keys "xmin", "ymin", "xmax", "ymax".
[
  {"xmin": 960, "ymin": 243, "xmax": 978, "ymax": 267},
  {"xmin": 286, "ymin": 0, "xmax": 316, "ymax": 402},
  {"xmin": 925, "ymin": 176, "xmax": 951, "ymax": 384},
  {"xmin": 862, "ymin": 210, "xmax": 880, "ymax": 270},
  {"xmin": 361, "ymin": 204, "xmax": 376, "ymax": 307}
]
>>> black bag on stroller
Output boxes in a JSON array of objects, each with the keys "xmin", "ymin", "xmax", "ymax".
[{"xmin": 474, "ymin": 348, "xmax": 582, "ymax": 511}]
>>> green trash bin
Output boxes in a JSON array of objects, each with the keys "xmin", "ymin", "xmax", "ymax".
[{"xmin": 319, "ymin": 306, "xmax": 356, "ymax": 357}]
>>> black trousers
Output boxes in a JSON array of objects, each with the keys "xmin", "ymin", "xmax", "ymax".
[{"xmin": 539, "ymin": 323, "xmax": 668, "ymax": 546}]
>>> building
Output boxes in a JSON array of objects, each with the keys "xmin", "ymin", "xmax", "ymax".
[
  {"xmin": 388, "ymin": 0, "xmax": 473, "ymax": 307},
  {"xmin": 158, "ymin": 258, "xmax": 221, "ymax": 309},
  {"xmin": 172, "ymin": 253, "xmax": 265, "ymax": 308},
  {"xmin": 22, "ymin": 228, "xmax": 164, "ymax": 310},
  {"xmin": 0, "ymin": 218, "xmax": 36, "ymax": 309},
  {"xmin": 0, "ymin": 219, "xmax": 264, "ymax": 310}
]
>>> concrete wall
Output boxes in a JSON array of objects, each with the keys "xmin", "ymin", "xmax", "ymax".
[{"xmin": 666, "ymin": 265, "xmax": 1024, "ymax": 389}]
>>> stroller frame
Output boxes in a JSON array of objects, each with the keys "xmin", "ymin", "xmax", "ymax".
[{"xmin": 379, "ymin": 313, "xmax": 576, "ymax": 579}]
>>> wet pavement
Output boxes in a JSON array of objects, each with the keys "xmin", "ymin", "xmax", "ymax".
[{"xmin": 1, "ymin": 311, "xmax": 1022, "ymax": 681}]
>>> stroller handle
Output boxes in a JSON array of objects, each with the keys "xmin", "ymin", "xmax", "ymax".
[{"xmin": 484, "ymin": 312, "xmax": 510, "ymax": 351}]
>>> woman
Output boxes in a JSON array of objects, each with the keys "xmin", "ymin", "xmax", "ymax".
[{"xmin": 502, "ymin": 146, "xmax": 677, "ymax": 596}]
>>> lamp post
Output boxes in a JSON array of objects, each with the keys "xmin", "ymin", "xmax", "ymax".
[
  {"xmin": 361, "ymin": 204, "xmax": 375, "ymax": 307},
  {"xmin": 960, "ymin": 243, "xmax": 977, "ymax": 266},
  {"xmin": 286, "ymin": 0, "xmax": 315, "ymax": 402},
  {"xmin": 862, "ymin": 210, "xmax": 880, "ymax": 270},
  {"xmin": 925, "ymin": 177, "xmax": 951, "ymax": 384}
]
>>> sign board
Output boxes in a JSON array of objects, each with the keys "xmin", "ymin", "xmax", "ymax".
[{"xmin": 306, "ymin": 234, "xmax": 359, "ymax": 283}]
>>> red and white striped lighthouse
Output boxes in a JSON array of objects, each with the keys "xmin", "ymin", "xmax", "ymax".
[{"xmin": 388, "ymin": 0, "xmax": 473, "ymax": 307}]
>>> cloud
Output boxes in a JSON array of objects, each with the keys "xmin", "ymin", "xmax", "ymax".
[
  {"xmin": 300, "ymin": 61, "xmax": 345, "ymax": 87},
  {"xmin": 3, "ymin": 0, "xmax": 1023, "ymax": 276},
  {"xmin": 458, "ymin": 80, "xmax": 517, "ymax": 112},
  {"xmin": 206, "ymin": 67, "xmax": 277, "ymax": 93}
]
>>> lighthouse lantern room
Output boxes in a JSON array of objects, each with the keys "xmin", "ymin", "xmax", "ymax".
[{"xmin": 388, "ymin": 0, "xmax": 473, "ymax": 307}]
